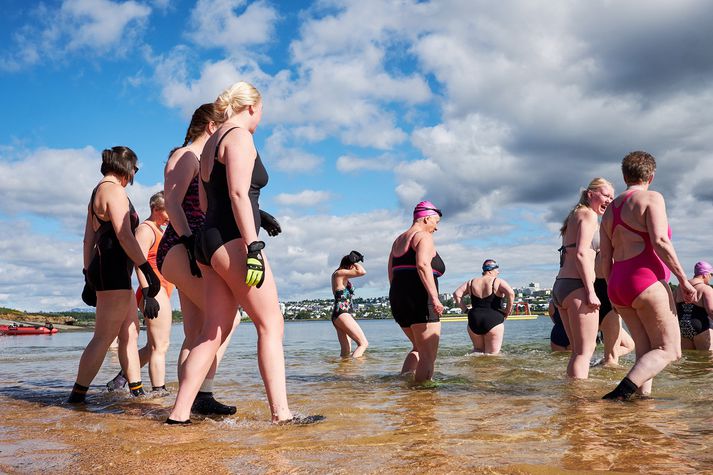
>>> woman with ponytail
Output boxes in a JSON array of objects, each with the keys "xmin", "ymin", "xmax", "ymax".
[
  {"xmin": 552, "ymin": 178, "xmax": 614, "ymax": 379},
  {"xmin": 167, "ymin": 81, "xmax": 321, "ymax": 425},
  {"xmin": 150, "ymin": 103, "xmax": 238, "ymax": 415}
]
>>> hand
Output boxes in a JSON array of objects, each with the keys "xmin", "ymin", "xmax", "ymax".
[
  {"xmin": 259, "ymin": 210, "xmax": 282, "ymax": 237},
  {"xmin": 681, "ymin": 280, "xmax": 697, "ymax": 304},
  {"xmin": 81, "ymin": 269, "xmax": 97, "ymax": 307},
  {"xmin": 246, "ymin": 241, "xmax": 266, "ymax": 288},
  {"xmin": 348, "ymin": 250, "xmax": 364, "ymax": 263},
  {"xmin": 587, "ymin": 292, "xmax": 601, "ymax": 310},
  {"xmin": 141, "ymin": 287, "xmax": 160, "ymax": 319},
  {"xmin": 429, "ymin": 297, "xmax": 444, "ymax": 317},
  {"xmin": 178, "ymin": 234, "xmax": 202, "ymax": 277},
  {"xmin": 138, "ymin": 262, "xmax": 161, "ymax": 298}
]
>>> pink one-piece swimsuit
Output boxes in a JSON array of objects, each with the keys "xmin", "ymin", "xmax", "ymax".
[{"xmin": 607, "ymin": 190, "xmax": 671, "ymax": 307}]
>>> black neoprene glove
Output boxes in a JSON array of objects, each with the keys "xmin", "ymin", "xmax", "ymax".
[
  {"xmin": 178, "ymin": 234, "xmax": 202, "ymax": 277},
  {"xmin": 141, "ymin": 287, "xmax": 160, "ymax": 319},
  {"xmin": 138, "ymin": 262, "xmax": 161, "ymax": 298},
  {"xmin": 348, "ymin": 250, "xmax": 364, "ymax": 263},
  {"xmin": 259, "ymin": 210, "xmax": 282, "ymax": 237},
  {"xmin": 81, "ymin": 269, "xmax": 97, "ymax": 307}
]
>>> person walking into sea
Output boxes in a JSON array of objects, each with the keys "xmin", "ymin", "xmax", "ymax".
[
  {"xmin": 70, "ymin": 147, "xmax": 161, "ymax": 403},
  {"xmin": 552, "ymin": 177, "xmax": 614, "ymax": 379},
  {"xmin": 167, "ymin": 82, "xmax": 322, "ymax": 424},
  {"xmin": 107, "ymin": 192, "xmax": 175, "ymax": 394},
  {"xmin": 388, "ymin": 201, "xmax": 445, "ymax": 383},
  {"xmin": 331, "ymin": 251, "xmax": 369, "ymax": 358},
  {"xmin": 673, "ymin": 261, "xmax": 713, "ymax": 351},
  {"xmin": 147, "ymin": 103, "xmax": 237, "ymax": 415},
  {"xmin": 453, "ymin": 259, "xmax": 514, "ymax": 355},
  {"xmin": 600, "ymin": 151, "xmax": 696, "ymax": 400}
]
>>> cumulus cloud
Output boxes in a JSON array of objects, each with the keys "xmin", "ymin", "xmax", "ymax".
[
  {"xmin": 188, "ymin": 0, "xmax": 279, "ymax": 52},
  {"xmin": 273, "ymin": 190, "xmax": 333, "ymax": 207},
  {"xmin": 263, "ymin": 127, "xmax": 323, "ymax": 173},
  {"xmin": 0, "ymin": 0, "xmax": 151, "ymax": 71},
  {"xmin": 336, "ymin": 154, "xmax": 396, "ymax": 173}
]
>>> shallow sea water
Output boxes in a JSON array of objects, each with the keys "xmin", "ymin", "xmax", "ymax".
[{"xmin": 1, "ymin": 318, "xmax": 712, "ymax": 474}]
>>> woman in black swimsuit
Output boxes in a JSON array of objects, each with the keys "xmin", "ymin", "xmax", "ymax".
[
  {"xmin": 69, "ymin": 147, "xmax": 161, "ymax": 403},
  {"xmin": 388, "ymin": 201, "xmax": 445, "ymax": 383},
  {"xmin": 674, "ymin": 261, "xmax": 713, "ymax": 351},
  {"xmin": 167, "ymin": 82, "xmax": 321, "ymax": 425},
  {"xmin": 453, "ymin": 259, "xmax": 514, "ymax": 355},
  {"xmin": 331, "ymin": 251, "xmax": 368, "ymax": 358}
]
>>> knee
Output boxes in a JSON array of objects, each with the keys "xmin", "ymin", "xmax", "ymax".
[{"xmin": 151, "ymin": 340, "xmax": 170, "ymax": 356}]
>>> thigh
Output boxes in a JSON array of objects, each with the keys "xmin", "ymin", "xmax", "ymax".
[
  {"xmin": 617, "ymin": 305, "xmax": 651, "ymax": 356},
  {"xmin": 333, "ymin": 314, "xmax": 361, "ymax": 337},
  {"xmin": 693, "ymin": 329, "xmax": 713, "ymax": 351},
  {"xmin": 564, "ymin": 288, "xmax": 599, "ymax": 344},
  {"xmin": 95, "ymin": 290, "xmax": 134, "ymax": 336},
  {"xmin": 146, "ymin": 288, "xmax": 172, "ymax": 343},
  {"xmin": 201, "ymin": 264, "xmax": 240, "ymax": 335},
  {"xmin": 633, "ymin": 281, "xmax": 680, "ymax": 350},
  {"xmin": 161, "ymin": 245, "xmax": 204, "ymax": 310},
  {"xmin": 411, "ymin": 322, "xmax": 441, "ymax": 355}
]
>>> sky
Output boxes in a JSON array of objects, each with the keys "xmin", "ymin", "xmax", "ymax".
[{"xmin": 1, "ymin": 0, "xmax": 713, "ymax": 312}]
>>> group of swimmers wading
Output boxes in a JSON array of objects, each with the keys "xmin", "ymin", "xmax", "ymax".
[{"xmin": 69, "ymin": 80, "xmax": 710, "ymax": 426}]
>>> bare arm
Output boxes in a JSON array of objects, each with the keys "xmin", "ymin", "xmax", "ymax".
[
  {"xmin": 599, "ymin": 209, "xmax": 614, "ymax": 281},
  {"xmin": 496, "ymin": 279, "xmax": 515, "ymax": 317},
  {"xmin": 453, "ymin": 281, "xmax": 469, "ymax": 313},
  {"xmin": 82, "ymin": 203, "xmax": 95, "ymax": 269},
  {"xmin": 413, "ymin": 232, "xmax": 443, "ymax": 315},
  {"xmin": 133, "ymin": 223, "xmax": 154, "ymax": 289},
  {"xmin": 700, "ymin": 286, "xmax": 713, "ymax": 317},
  {"xmin": 334, "ymin": 263, "xmax": 367, "ymax": 278},
  {"xmin": 164, "ymin": 150, "xmax": 199, "ymax": 237},
  {"xmin": 646, "ymin": 191, "xmax": 687, "ymax": 283},
  {"xmin": 105, "ymin": 187, "xmax": 148, "ymax": 266},
  {"xmin": 224, "ymin": 129, "xmax": 259, "ymax": 246},
  {"xmin": 574, "ymin": 210, "xmax": 599, "ymax": 307}
]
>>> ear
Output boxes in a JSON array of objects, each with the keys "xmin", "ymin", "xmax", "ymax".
[{"xmin": 207, "ymin": 121, "xmax": 217, "ymax": 134}]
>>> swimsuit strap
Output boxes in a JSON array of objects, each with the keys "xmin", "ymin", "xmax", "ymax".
[
  {"xmin": 491, "ymin": 277, "xmax": 497, "ymax": 297},
  {"xmin": 611, "ymin": 190, "xmax": 648, "ymax": 238},
  {"xmin": 214, "ymin": 126, "xmax": 242, "ymax": 160},
  {"xmin": 90, "ymin": 180, "xmax": 118, "ymax": 222}
]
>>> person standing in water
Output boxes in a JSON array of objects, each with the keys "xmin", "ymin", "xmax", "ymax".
[
  {"xmin": 388, "ymin": 201, "xmax": 445, "ymax": 383},
  {"xmin": 453, "ymin": 259, "xmax": 515, "ymax": 355},
  {"xmin": 673, "ymin": 261, "xmax": 713, "ymax": 351},
  {"xmin": 167, "ymin": 81, "xmax": 322, "ymax": 424},
  {"xmin": 552, "ymin": 177, "xmax": 613, "ymax": 379},
  {"xmin": 331, "ymin": 251, "xmax": 369, "ymax": 358},
  {"xmin": 600, "ymin": 151, "xmax": 695, "ymax": 400},
  {"xmin": 70, "ymin": 147, "xmax": 161, "ymax": 403}
]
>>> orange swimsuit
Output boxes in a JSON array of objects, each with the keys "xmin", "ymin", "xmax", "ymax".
[{"xmin": 136, "ymin": 221, "xmax": 174, "ymax": 305}]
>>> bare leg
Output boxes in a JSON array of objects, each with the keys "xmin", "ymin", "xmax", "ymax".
[
  {"xmin": 483, "ymin": 323, "xmax": 505, "ymax": 355},
  {"xmin": 693, "ymin": 329, "xmax": 713, "ymax": 351},
  {"xmin": 411, "ymin": 322, "xmax": 441, "ymax": 382},
  {"xmin": 560, "ymin": 289, "xmax": 599, "ymax": 379},
  {"xmin": 75, "ymin": 290, "xmax": 134, "ymax": 388},
  {"xmin": 117, "ymin": 307, "xmax": 142, "ymax": 384},
  {"xmin": 467, "ymin": 327, "xmax": 485, "ymax": 353},
  {"xmin": 333, "ymin": 313, "xmax": 368, "ymax": 357},
  {"xmin": 143, "ymin": 288, "xmax": 172, "ymax": 388},
  {"xmin": 334, "ymin": 325, "xmax": 352, "ymax": 357},
  {"xmin": 400, "ymin": 326, "xmax": 419, "ymax": 375}
]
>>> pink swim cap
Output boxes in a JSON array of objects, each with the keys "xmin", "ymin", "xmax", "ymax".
[
  {"xmin": 694, "ymin": 261, "xmax": 713, "ymax": 276},
  {"xmin": 413, "ymin": 200, "xmax": 442, "ymax": 219}
]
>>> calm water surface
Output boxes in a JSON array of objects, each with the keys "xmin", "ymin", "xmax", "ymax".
[{"xmin": 1, "ymin": 318, "xmax": 712, "ymax": 474}]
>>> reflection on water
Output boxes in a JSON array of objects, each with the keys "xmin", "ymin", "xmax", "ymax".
[{"xmin": 1, "ymin": 319, "xmax": 712, "ymax": 474}]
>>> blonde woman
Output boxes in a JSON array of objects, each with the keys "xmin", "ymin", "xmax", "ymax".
[
  {"xmin": 167, "ymin": 82, "xmax": 322, "ymax": 424},
  {"xmin": 552, "ymin": 177, "xmax": 614, "ymax": 379}
]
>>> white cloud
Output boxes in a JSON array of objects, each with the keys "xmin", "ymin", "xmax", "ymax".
[
  {"xmin": 273, "ymin": 190, "xmax": 333, "ymax": 207},
  {"xmin": 336, "ymin": 154, "xmax": 395, "ymax": 173},
  {"xmin": 0, "ymin": 0, "xmax": 151, "ymax": 70},
  {"xmin": 263, "ymin": 127, "xmax": 323, "ymax": 173},
  {"xmin": 188, "ymin": 0, "xmax": 279, "ymax": 52}
]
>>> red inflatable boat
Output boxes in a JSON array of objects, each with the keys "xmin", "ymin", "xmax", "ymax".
[{"xmin": 0, "ymin": 324, "xmax": 58, "ymax": 336}]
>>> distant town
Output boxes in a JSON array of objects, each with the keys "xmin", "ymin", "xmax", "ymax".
[{"xmin": 282, "ymin": 283, "xmax": 552, "ymax": 320}]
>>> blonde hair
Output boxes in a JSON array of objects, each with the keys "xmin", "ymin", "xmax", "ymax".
[
  {"xmin": 215, "ymin": 81, "xmax": 261, "ymax": 121},
  {"xmin": 560, "ymin": 177, "xmax": 613, "ymax": 236}
]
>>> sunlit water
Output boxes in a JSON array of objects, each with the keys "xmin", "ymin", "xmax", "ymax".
[{"xmin": 1, "ymin": 318, "xmax": 712, "ymax": 474}]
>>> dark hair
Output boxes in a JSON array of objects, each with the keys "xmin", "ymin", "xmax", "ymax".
[
  {"xmin": 100, "ymin": 146, "xmax": 138, "ymax": 184},
  {"xmin": 181, "ymin": 103, "xmax": 224, "ymax": 147},
  {"xmin": 149, "ymin": 191, "xmax": 165, "ymax": 211},
  {"xmin": 338, "ymin": 256, "xmax": 353, "ymax": 270},
  {"xmin": 622, "ymin": 151, "xmax": 656, "ymax": 185}
]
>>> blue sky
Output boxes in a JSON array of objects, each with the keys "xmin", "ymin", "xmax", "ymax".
[{"xmin": 2, "ymin": 0, "xmax": 713, "ymax": 311}]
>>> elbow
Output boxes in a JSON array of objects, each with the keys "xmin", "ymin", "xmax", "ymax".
[{"xmin": 653, "ymin": 236, "xmax": 671, "ymax": 249}]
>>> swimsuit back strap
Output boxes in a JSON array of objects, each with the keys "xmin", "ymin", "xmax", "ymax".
[
  {"xmin": 214, "ymin": 126, "xmax": 242, "ymax": 160},
  {"xmin": 90, "ymin": 181, "xmax": 116, "ymax": 221},
  {"xmin": 612, "ymin": 190, "xmax": 649, "ymax": 238},
  {"xmin": 491, "ymin": 278, "xmax": 497, "ymax": 296}
]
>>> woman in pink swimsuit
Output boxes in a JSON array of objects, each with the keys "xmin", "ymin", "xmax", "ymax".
[{"xmin": 600, "ymin": 151, "xmax": 696, "ymax": 400}]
